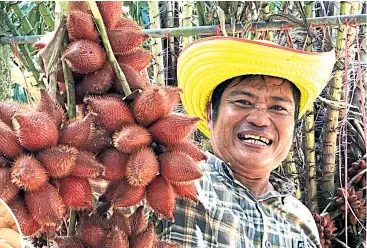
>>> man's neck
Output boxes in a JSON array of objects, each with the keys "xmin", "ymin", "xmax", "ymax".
[{"xmin": 234, "ymin": 173, "xmax": 271, "ymax": 198}]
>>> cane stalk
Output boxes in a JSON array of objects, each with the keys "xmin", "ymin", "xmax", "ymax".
[
  {"xmin": 322, "ymin": 1, "xmax": 351, "ymax": 199},
  {"xmin": 181, "ymin": 1, "xmax": 193, "ymax": 46},
  {"xmin": 148, "ymin": 0, "xmax": 165, "ymax": 86},
  {"xmin": 285, "ymin": 149, "xmax": 302, "ymax": 199},
  {"xmin": 302, "ymin": 1, "xmax": 318, "ymax": 212}
]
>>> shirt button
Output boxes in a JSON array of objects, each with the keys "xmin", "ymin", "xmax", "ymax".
[{"xmin": 265, "ymin": 241, "xmax": 272, "ymax": 248}]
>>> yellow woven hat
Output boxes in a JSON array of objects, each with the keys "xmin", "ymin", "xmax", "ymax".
[{"xmin": 177, "ymin": 36, "xmax": 336, "ymax": 137}]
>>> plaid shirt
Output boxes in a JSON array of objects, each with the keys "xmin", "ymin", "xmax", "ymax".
[{"xmin": 157, "ymin": 152, "xmax": 321, "ymax": 248}]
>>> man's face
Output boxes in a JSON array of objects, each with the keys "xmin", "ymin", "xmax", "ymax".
[{"xmin": 207, "ymin": 76, "xmax": 296, "ymax": 179}]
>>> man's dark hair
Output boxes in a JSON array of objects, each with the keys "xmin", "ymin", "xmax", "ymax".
[{"xmin": 211, "ymin": 75, "xmax": 300, "ymax": 124}]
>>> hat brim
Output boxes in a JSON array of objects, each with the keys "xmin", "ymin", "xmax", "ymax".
[{"xmin": 177, "ymin": 37, "xmax": 335, "ymax": 137}]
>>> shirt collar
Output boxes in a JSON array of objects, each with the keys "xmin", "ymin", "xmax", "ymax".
[{"xmin": 205, "ymin": 151, "xmax": 296, "ymax": 197}]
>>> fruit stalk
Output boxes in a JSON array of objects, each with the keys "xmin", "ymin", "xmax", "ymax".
[{"xmin": 88, "ymin": 1, "xmax": 132, "ymax": 96}]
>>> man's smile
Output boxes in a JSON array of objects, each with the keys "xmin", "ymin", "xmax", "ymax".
[{"xmin": 237, "ymin": 132, "xmax": 273, "ymax": 146}]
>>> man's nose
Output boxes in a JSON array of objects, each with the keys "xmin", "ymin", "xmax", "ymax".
[{"xmin": 245, "ymin": 107, "xmax": 271, "ymax": 127}]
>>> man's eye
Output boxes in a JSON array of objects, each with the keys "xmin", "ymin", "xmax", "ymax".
[
  {"xmin": 235, "ymin": 100, "xmax": 251, "ymax": 105},
  {"xmin": 271, "ymin": 105, "xmax": 286, "ymax": 111}
]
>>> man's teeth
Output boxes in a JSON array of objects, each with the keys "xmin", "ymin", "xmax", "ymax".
[
  {"xmin": 239, "ymin": 134, "xmax": 270, "ymax": 145},
  {"xmin": 243, "ymin": 139, "xmax": 267, "ymax": 146}
]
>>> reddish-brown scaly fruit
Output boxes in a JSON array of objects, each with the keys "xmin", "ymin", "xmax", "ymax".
[
  {"xmin": 130, "ymin": 223, "xmax": 155, "ymax": 248},
  {"xmin": 11, "ymin": 155, "xmax": 48, "ymax": 191},
  {"xmin": 0, "ymin": 103, "xmax": 19, "ymax": 127},
  {"xmin": 8, "ymin": 197, "xmax": 41, "ymax": 236},
  {"xmin": 80, "ymin": 126, "xmax": 112, "ymax": 153},
  {"xmin": 113, "ymin": 179, "xmax": 145, "ymax": 208},
  {"xmin": 159, "ymin": 152, "xmax": 203, "ymax": 183},
  {"xmin": 37, "ymin": 145, "xmax": 78, "ymax": 178},
  {"xmin": 0, "ymin": 168, "xmax": 19, "ymax": 203},
  {"xmin": 126, "ymin": 148, "xmax": 159, "ymax": 187},
  {"xmin": 98, "ymin": 148, "xmax": 129, "ymax": 181},
  {"xmin": 37, "ymin": 89, "xmax": 65, "ymax": 128},
  {"xmin": 103, "ymin": 180, "xmax": 121, "ymax": 202},
  {"xmin": 0, "ymin": 121, "xmax": 22, "ymax": 159},
  {"xmin": 53, "ymin": 236, "xmax": 84, "ymax": 248},
  {"xmin": 115, "ymin": 63, "xmax": 151, "ymax": 91},
  {"xmin": 104, "ymin": 93, "xmax": 124, "ymax": 100},
  {"xmin": 172, "ymin": 181, "xmax": 198, "ymax": 203},
  {"xmin": 76, "ymin": 61, "xmax": 114, "ymax": 98},
  {"xmin": 59, "ymin": 176, "xmax": 93, "ymax": 210},
  {"xmin": 25, "ymin": 183, "xmax": 66, "ymax": 226},
  {"xmin": 85, "ymin": 96, "xmax": 135, "ymax": 132},
  {"xmin": 68, "ymin": 1, "xmax": 89, "ymax": 12},
  {"xmin": 132, "ymin": 88, "xmax": 168, "ymax": 127},
  {"xmin": 113, "ymin": 125, "xmax": 152, "ymax": 153},
  {"xmin": 166, "ymin": 140, "xmax": 207, "ymax": 162},
  {"xmin": 67, "ymin": 11, "xmax": 99, "ymax": 42},
  {"xmin": 63, "ymin": 40, "xmax": 106, "ymax": 73},
  {"xmin": 71, "ymin": 151, "xmax": 104, "ymax": 178},
  {"xmin": 59, "ymin": 113, "xmax": 95, "ymax": 148},
  {"xmin": 42, "ymin": 223, "xmax": 60, "ymax": 234},
  {"xmin": 0, "ymin": 156, "xmax": 9, "ymax": 167},
  {"xmin": 103, "ymin": 229, "xmax": 129, "ymax": 248},
  {"xmin": 146, "ymin": 176, "xmax": 175, "ymax": 221},
  {"xmin": 108, "ymin": 29, "xmax": 149, "ymax": 55},
  {"xmin": 96, "ymin": 1, "xmax": 122, "ymax": 30},
  {"xmin": 154, "ymin": 240, "xmax": 180, "ymax": 248},
  {"xmin": 149, "ymin": 115, "xmax": 200, "ymax": 145},
  {"xmin": 128, "ymin": 206, "xmax": 148, "ymax": 237},
  {"xmin": 117, "ymin": 48, "xmax": 152, "ymax": 71},
  {"xmin": 159, "ymin": 86, "xmax": 183, "ymax": 115},
  {"xmin": 56, "ymin": 59, "xmax": 84, "ymax": 83},
  {"xmin": 77, "ymin": 214, "xmax": 109, "ymax": 248},
  {"xmin": 111, "ymin": 211, "xmax": 132, "ymax": 236},
  {"xmin": 13, "ymin": 111, "xmax": 58, "ymax": 151},
  {"xmin": 115, "ymin": 17, "xmax": 142, "ymax": 31}
]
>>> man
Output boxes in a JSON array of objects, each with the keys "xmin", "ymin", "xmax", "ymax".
[{"xmin": 157, "ymin": 37, "xmax": 335, "ymax": 248}]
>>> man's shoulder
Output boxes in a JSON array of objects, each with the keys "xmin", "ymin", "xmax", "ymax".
[{"xmin": 283, "ymin": 195, "xmax": 319, "ymax": 237}]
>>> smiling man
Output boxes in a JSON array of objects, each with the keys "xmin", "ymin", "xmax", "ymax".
[{"xmin": 157, "ymin": 37, "xmax": 336, "ymax": 248}]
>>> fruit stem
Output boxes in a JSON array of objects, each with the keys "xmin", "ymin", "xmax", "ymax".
[
  {"xmin": 88, "ymin": 1, "xmax": 132, "ymax": 96},
  {"xmin": 61, "ymin": 32, "xmax": 76, "ymax": 120},
  {"xmin": 68, "ymin": 210, "xmax": 77, "ymax": 236}
]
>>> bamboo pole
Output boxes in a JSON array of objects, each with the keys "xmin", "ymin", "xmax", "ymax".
[
  {"xmin": 181, "ymin": 1, "xmax": 193, "ymax": 46},
  {"xmin": 302, "ymin": 1, "xmax": 318, "ymax": 212},
  {"xmin": 149, "ymin": 1, "xmax": 165, "ymax": 86},
  {"xmin": 1, "ymin": 14, "xmax": 366, "ymax": 44},
  {"xmin": 322, "ymin": 2, "xmax": 351, "ymax": 199},
  {"xmin": 88, "ymin": 1, "xmax": 131, "ymax": 96}
]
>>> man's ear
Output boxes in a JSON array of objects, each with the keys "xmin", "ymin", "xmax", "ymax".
[{"xmin": 206, "ymin": 103, "xmax": 213, "ymax": 129}]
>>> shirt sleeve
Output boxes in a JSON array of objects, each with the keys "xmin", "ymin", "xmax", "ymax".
[{"xmin": 283, "ymin": 195, "xmax": 321, "ymax": 247}]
